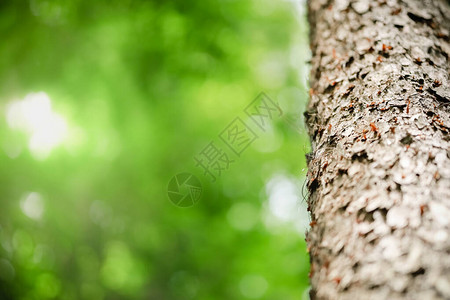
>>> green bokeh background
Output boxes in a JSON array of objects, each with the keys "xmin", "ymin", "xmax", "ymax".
[{"xmin": 0, "ymin": 0, "xmax": 311, "ymax": 299}]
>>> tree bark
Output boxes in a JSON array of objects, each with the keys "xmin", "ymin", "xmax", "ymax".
[{"xmin": 305, "ymin": 0, "xmax": 450, "ymax": 299}]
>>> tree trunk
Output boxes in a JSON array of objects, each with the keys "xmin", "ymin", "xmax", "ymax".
[{"xmin": 305, "ymin": 0, "xmax": 450, "ymax": 299}]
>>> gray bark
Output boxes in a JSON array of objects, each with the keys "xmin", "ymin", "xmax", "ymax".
[{"xmin": 305, "ymin": 0, "xmax": 450, "ymax": 299}]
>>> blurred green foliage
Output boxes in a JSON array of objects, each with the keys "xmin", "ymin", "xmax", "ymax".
[{"xmin": 0, "ymin": 0, "xmax": 311, "ymax": 299}]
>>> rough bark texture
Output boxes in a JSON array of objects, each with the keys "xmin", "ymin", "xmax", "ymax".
[{"xmin": 305, "ymin": 0, "xmax": 450, "ymax": 299}]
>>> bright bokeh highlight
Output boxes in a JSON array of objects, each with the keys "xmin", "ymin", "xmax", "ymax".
[{"xmin": 6, "ymin": 92, "xmax": 68, "ymax": 160}]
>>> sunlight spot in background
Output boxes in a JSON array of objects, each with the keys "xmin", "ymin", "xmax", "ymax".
[
  {"xmin": 6, "ymin": 92, "xmax": 68, "ymax": 160},
  {"xmin": 239, "ymin": 274, "xmax": 268, "ymax": 299},
  {"xmin": 263, "ymin": 174, "xmax": 309, "ymax": 235},
  {"xmin": 20, "ymin": 192, "xmax": 44, "ymax": 220}
]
